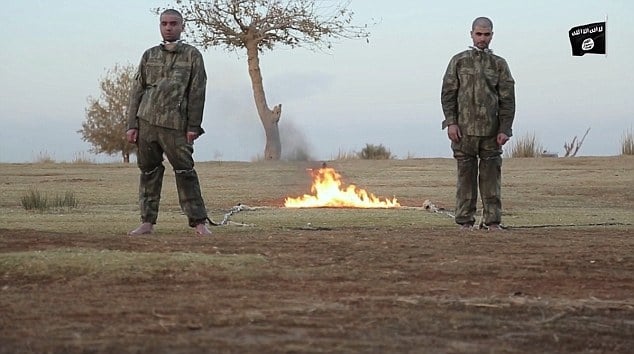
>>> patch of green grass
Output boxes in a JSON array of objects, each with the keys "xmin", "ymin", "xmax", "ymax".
[
  {"xmin": 20, "ymin": 189, "xmax": 48, "ymax": 211},
  {"xmin": 20, "ymin": 189, "xmax": 78, "ymax": 211},
  {"xmin": 0, "ymin": 248, "xmax": 267, "ymax": 281}
]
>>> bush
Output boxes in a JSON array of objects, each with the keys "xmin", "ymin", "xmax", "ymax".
[
  {"xmin": 506, "ymin": 133, "xmax": 543, "ymax": 158},
  {"xmin": 621, "ymin": 130, "xmax": 634, "ymax": 156},
  {"xmin": 358, "ymin": 143, "xmax": 393, "ymax": 160},
  {"xmin": 21, "ymin": 189, "xmax": 79, "ymax": 211}
]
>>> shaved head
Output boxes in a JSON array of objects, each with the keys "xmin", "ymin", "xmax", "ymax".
[
  {"xmin": 472, "ymin": 17, "xmax": 493, "ymax": 30},
  {"xmin": 161, "ymin": 9, "xmax": 183, "ymax": 21}
]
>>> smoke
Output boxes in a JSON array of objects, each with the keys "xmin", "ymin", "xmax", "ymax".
[{"xmin": 280, "ymin": 119, "xmax": 315, "ymax": 161}]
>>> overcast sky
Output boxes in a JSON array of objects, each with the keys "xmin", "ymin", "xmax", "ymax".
[{"xmin": 1, "ymin": 0, "xmax": 632, "ymax": 163}]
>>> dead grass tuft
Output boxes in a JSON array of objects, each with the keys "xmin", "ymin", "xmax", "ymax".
[
  {"xmin": 506, "ymin": 133, "xmax": 543, "ymax": 158},
  {"xmin": 621, "ymin": 130, "xmax": 634, "ymax": 155},
  {"xmin": 33, "ymin": 150, "xmax": 56, "ymax": 164}
]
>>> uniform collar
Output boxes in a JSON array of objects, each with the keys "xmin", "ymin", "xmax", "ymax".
[
  {"xmin": 469, "ymin": 46, "xmax": 493, "ymax": 54},
  {"xmin": 161, "ymin": 39, "xmax": 184, "ymax": 52}
]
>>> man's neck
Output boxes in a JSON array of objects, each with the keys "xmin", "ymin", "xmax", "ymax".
[{"xmin": 161, "ymin": 39, "xmax": 182, "ymax": 51}]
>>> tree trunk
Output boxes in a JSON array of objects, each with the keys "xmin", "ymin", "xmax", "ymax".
[
  {"xmin": 123, "ymin": 151, "xmax": 130, "ymax": 163},
  {"xmin": 246, "ymin": 39, "xmax": 282, "ymax": 160}
]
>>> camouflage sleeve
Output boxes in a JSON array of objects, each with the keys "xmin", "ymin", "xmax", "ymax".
[
  {"xmin": 440, "ymin": 56, "xmax": 459, "ymax": 130},
  {"xmin": 126, "ymin": 54, "xmax": 146, "ymax": 130},
  {"xmin": 186, "ymin": 50, "xmax": 207, "ymax": 135},
  {"xmin": 497, "ymin": 59, "xmax": 516, "ymax": 137}
]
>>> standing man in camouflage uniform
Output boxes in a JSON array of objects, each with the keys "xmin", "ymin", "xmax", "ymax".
[
  {"xmin": 441, "ymin": 17, "xmax": 516, "ymax": 231},
  {"xmin": 126, "ymin": 9, "xmax": 212, "ymax": 236}
]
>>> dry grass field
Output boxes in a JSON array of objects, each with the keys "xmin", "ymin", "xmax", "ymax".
[{"xmin": 0, "ymin": 157, "xmax": 633, "ymax": 353}]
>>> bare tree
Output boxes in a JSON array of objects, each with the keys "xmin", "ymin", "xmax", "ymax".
[
  {"xmin": 563, "ymin": 127, "xmax": 590, "ymax": 157},
  {"xmin": 169, "ymin": 0, "xmax": 371, "ymax": 160},
  {"xmin": 79, "ymin": 64, "xmax": 136, "ymax": 163}
]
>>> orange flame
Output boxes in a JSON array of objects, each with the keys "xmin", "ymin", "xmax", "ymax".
[{"xmin": 284, "ymin": 167, "xmax": 400, "ymax": 208}]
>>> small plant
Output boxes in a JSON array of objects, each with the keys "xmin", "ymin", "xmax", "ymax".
[
  {"xmin": 21, "ymin": 189, "xmax": 48, "ymax": 211},
  {"xmin": 621, "ymin": 130, "xmax": 634, "ymax": 156},
  {"xmin": 51, "ymin": 191, "xmax": 79, "ymax": 209},
  {"xmin": 21, "ymin": 189, "xmax": 79, "ymax": 211},
  {"xmin": 506, "ymin": 133, "xmax": 543, "ymax": 158},
  {"xmin": 358, "ymin": 143, "xmax": 393, "ymax": 160}
]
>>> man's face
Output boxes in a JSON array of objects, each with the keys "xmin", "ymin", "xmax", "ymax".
[
  {"xmin": 470, "ymin": 25, "xmax": 493, "ymax": 50},
  {"xmin": 160, "ymin": 13, "xmax": 184, "ymax": 42}
]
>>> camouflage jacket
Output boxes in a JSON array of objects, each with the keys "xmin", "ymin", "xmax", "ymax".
[
  {"xmin": 127, "ymin": 42, "xmax": 207, "ymax": 134},
  {"xmin": 441, "ymin": 48, "xmax": 515, "ymax": 137}
]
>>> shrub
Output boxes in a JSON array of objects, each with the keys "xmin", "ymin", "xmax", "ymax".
[
  {"xmin": 506, "ymin": 133, "xmax": 544, "ymax": 158},
  {"xmin": 358, "ymin": 143, "xmax": 393, "ymax": 160},
  {"xmin": 21, "ymin": 189, "xmax": 78, "ymax": 211},
  {"xmin": 621, "ymin": 130, "xmax": 634, "ymax": 156}
]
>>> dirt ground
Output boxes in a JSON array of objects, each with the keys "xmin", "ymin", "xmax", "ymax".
[{"xmin": 1, "ymin": 225, "xmax": 632, "ymax": 354}]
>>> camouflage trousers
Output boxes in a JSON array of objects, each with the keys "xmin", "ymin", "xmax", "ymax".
[
  {"xmin": 136, "ymin": 120, "xmax": 208, "ymax": 227},
  {"xmin": 451, "ymin": 135, "xmax": 503, "ymax": 226}
]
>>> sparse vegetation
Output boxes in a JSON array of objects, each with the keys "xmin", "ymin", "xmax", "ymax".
[
  {"xmin": 506, "ymin": 133, "xmax": 543, "ymax": 158},
  {"xmin": 71, "ymin": 152, "xmax": 96, "ymax": 164},
  {"xmin": 1, "ymin": 159, "xmax": 633, "ymax": 353},
  {"xmin": 21, "ymin": 189, "xmax": 78, "ymax": 212},
  {"xmin": 358, "ymin": 144, "xmax": 393, "ymax": 160},
  {"xmin": 404, "ymin": 151, "xmax": 418, "ymax": 159},
  {"xmin": 331, "ymin": 149, "xmax": 359, "ymax": 161},
  {"xmin": 33, "ymin": 151, "xmax": 55, "ymax": 164},
  {"xmin": 621, "ymin": 130, "xmax": 634, "ymax": 155}
]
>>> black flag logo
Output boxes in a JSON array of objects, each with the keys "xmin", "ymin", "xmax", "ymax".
[{"xmin": 569, "ymin": 22, "xmax": 606, "ymax": 56}]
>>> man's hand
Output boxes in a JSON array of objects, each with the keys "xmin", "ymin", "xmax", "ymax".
[
  {"xmin": 126, "ymin": 129, "xmax": 138, "ymax": 144},
  {"xmin": 497, "ymin": 132, "xmax": 510, "ymax": 146},
  {"xmin": 186, "ymin": 131, "xmax": 200, "ymax": 144},
  {"xmin": 447, "ymin": 124, "xmax": 462, "ymax": 143}
]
